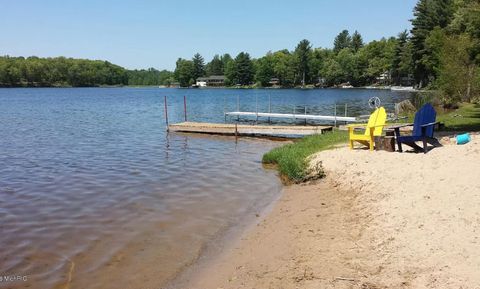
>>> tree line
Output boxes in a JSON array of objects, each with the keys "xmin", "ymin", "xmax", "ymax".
[
  {"xmin": 174, "ymin": 0, "xmax": 480, "ymax": 104},
  {"xmin": 174, "ymin": 32, "xmax": 407, "ymax": 88},
  {"xmin": 0, "ymin": 56, "xmax": 174, "ymax": 87}
]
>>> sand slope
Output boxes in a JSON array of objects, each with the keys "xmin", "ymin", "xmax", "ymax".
[{"xmin": 181, "ymin": 135, "xmax": 480, "ymax": 289}]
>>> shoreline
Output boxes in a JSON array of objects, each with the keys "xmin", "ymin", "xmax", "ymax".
[
  {"xmin": 176, "ymin": 134, "xmax": 480, "ymax": 288},
  {"xmin": 176, "ymin": 176, "xmax": 364, "ymax": 289}
]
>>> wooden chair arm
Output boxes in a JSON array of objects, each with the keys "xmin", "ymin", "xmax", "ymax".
[
  {"xmin": 346, "ymin": 123, "xmax": 367, "ymax": 128},
  {"xmin": 420, "ymin": 121, "xmax": 439, "ymax": 128}
]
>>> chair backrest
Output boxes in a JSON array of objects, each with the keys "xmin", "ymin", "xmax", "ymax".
[
  {"xmin": 365, "ymin": 107, "xmax": 386, "ymax": 136},
  {"xmin": 412, "ymin": 103, "xmax": 436, "ymax": 137}
]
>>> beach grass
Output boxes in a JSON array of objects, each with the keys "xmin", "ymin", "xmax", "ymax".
[{"xmin": 262, "ymin": 130, "xmax": 348, "ymax": 183}]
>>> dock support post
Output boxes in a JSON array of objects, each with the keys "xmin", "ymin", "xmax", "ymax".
[
  {"xmin": 268, "ymin": 95, "xmax": 271, "ymax": 124},
  {"xmin": 293, "ymin": 105, "xmax": 296, "ymax": 123},
  {"xmin": 164, "ymin": 96, "xmax": 169, "ymax": 132},
  {"xmin": 237, "ymin": 95, "xmax": 240, "ymax": 122},
  {"xmin": 235, "ymin": 123, "xmax": 238, "ymax": 138},
  {"xmin": 183, "ymin": 95, "xmax": 187, "ymax": 122},
  {"xmin": 255, "ymin": 95, "xmax": 258, "ymax": 125},
  {"xmin": 334, "ymin": 104, "xmax": 337, "ymax": 127},
  {"xmin": 224, "ymin": 95, "xmax": 227, "ymax": 123},
  {"xmin": 344, "ymin": 103, "xmax": 348, "ymax": 125},
  {"xmin": 304, "ymin": 106, "xmax": 307, "ymax": 125}
]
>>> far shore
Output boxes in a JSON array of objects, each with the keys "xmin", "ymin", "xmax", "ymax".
[
  {"xmin": 175, "ymin": 133, "xmax": 480, "ymax": 289},
  {"xmin": 0, "ymin": 85, "xmax": 418, "ymax": 91}
]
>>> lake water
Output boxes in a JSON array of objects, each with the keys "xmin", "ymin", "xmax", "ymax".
[{"xmin": 0, "ymin": 88, "xmax": 411, "ymax": 289}]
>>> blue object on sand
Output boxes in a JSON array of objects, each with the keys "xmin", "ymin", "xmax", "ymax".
[{"xmin": 456, "ymin": 133, "xmax": 471, "ymax": 145}]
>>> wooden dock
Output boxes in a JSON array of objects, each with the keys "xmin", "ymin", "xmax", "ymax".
[{"xmin": 168, "ymin": 122, "xmax": 333, "ymax": 137}]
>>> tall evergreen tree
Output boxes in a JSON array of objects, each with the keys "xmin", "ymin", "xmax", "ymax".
[
  {"xmin": 351, "ymin": 31, "xmax": 364, "ymax": 52},
  {"xmin": 192, "ymin": 53, "xmax": 205, "ymax": 81},
  {"xmin": 392, "ymin": 30, "xmax": 413, "ymax": 85},
  {"xmin": 294, "ymin": 39, "xmax": 312, "ymax": 86},
  {"xmin": 410, "ymin": 0, "xmax": 455, "ymax": 87},
  {"xmin": 206, "ymin": 54, "xmax": 224, "ymax": 76},
  {"xmin": 334, "ymin": 30, "xmax": 352, "ymax": 53},
  {"xmin": 231, "ymin": 52, "xmax": 254, "ymax": 85}
]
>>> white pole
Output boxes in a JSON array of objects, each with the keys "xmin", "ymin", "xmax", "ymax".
[{"xmin": 334, "ymin": 104, "xmax": 337, "ymax": 127}]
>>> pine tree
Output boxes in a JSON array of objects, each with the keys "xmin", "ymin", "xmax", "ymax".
[
  {"xmin": 294, "ymin": 39, "xmax": 312, "ymax": 86},
  {"xmin": 410, "ymin": 0, "xmax": 455, "ymax": 87},
  {"xmin": 334, "ymin": 30, "xmax": 352, "ymax": 53},
  {"xmin": 192, "ymin": 53, "xmax": 205, "ymax": 81},
  {"xmin": 392, "ymin": 30, "xmax": 410, "ymax": 84},
  {"xmin": 351, "ymin": 31, "xmax": 364, "ymax": 52},
  {"xmin": 206, "ymin": 55, "xmax": 224, "ymax": 76},
  {"xmin": 231, "ymin": 52, "xmax": 254, "ymax": 85}
]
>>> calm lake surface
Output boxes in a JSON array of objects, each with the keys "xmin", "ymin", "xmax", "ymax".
[{"xmin": 0, "ymin": 88, "xmax": 412, "ymax": 289}]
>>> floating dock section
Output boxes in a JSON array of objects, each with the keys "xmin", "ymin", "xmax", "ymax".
[
  {"xmin": 224, "ymin": 111, "xmax": 357, "ymax": 123},
  {"xmin": 168, "ymin": 122, "xmax": 333, "ymax": 137}
]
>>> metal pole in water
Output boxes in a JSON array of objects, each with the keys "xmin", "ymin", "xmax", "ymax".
[
  {"xmin": 255, "ymin": 95, "xmax": 258, "ymax": 124},
  {"xmin": 224, "ymin": 95, "xmax": 227, "ymax": 123},
  {"xmin": 293, "ymin": 105, "xmax": 296, "ymax": 123},
  {"xmin": 237, "ymin": 95, "xmax": 240, "ymax": 122},
  {"xmin": 304, "ymin": 106, "xmax": 307, "ymax": 125},
  {"xmin": 164, "ymin": 96, "xmax": 169, "ymax": 131},
  {"xmin": 183, "ymin": 95, "xmax": 187, "ymax": 122},
  {"xmin": 334, "ymin": 104, "xmax": 337, "ymax": 127},
  {"xmin": 344, "ymin": 103, "xmax": 348, "ymax": 125},
  {"xmin": 268, "ymin": 94, "xmax": 271, "ymax": 124}
]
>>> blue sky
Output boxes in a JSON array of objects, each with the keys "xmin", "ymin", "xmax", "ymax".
[{"xmin": 1, "ymin": 0, "xmax": 418, "ymax": 70}]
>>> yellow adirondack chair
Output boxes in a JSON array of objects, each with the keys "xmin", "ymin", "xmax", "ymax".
[{"xmin": 348, "ymin": 107, "xmax": 387, "ymax": 151}]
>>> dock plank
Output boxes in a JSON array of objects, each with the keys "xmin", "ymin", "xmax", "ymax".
[{"xmin": 168, "ymin": 122, "xmax": 333, "ymax": 137}]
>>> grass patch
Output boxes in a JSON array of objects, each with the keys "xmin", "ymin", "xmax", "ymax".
[
  {"xmin": 262, "ymin": 130, "xmax": 348, "ymax": 183},
  {"xmin": 436, "ymin": 103, "xmax": 480, "ymax": 132},
  {"xmin": 399, "ymin": 103, "xmax": 480, "ymax": 132}
]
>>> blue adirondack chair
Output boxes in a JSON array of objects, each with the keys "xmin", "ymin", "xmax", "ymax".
[{"xmin": 393, "ymin": 103, "xmax": 441, "ymax": 153}]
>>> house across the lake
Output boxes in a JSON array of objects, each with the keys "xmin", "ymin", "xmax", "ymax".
[{"xmin": 196, "ymin": 75, "xmax": 225, "ymax": 87}]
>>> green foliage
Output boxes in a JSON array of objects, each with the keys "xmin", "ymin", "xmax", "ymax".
[
  {"xmin": 355, "ymin": 38, "xmax": 397, "ymax": 84},
  {"xmin": 334, "ymin": 30, "xmax": 352, "ymax": 53},
  {"xmin": 272, "ymin": 50, "xmax": 296, "ymax": 87},
  {"xmin": 392, "ymin": 30, "xmax": 414, "ymax": 85},
  {"xmin": 128, "ymin": 68, "xmax": 173, "ymax": 86},
  {"xmin": 228, "ymin": 52, "xmax": 254, "ymax": 85},
  {"xmin": 0, "ymin": 56, "xmax": 129, "ymax": 87},
  {"xmin": 206, "ymin": 54, "xmax": 224, "ymax": 76},
  {"xmin": 262, "ymin": 131, "xmax": 348, "ymax": 183},
  {"xmin": 192, "ymin": 53, "xmax": 206, "ymax": 80},
  {"xmin": 254, "ymin": 53, "xmax": 275, "ymax": 87},
  {"xmin": 294, "ymin": 39, "xmax": 312, "ymax": 85},
  {"xmin": 351, "ymin": 31, "xmax": 364, "ymax": 52},
  {"xmin": 411, "ymin": 0, "xmax": 455, "ymax": 87},
  {"xmin": 174, "ymin": 58, "xmax": 194, "ymax": 87},
  {"xmin": 437, "ymin": 34, "xmax": 479, "ymax": 103}
]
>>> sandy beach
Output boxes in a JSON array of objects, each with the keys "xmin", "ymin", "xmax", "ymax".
[{"xmin": 179, "ymin": 134, "xmax": 480, "ymax": 289}]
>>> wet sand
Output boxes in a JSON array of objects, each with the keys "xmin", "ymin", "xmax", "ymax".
[{"xmin": 180, "ymin": 134, "xmax": 480, "ymax": 288}]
